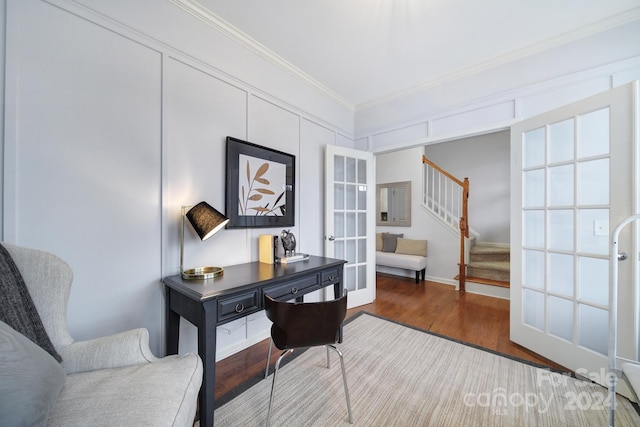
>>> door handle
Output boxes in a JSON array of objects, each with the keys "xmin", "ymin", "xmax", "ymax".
[
  {"xmin": 617, "ymin": 251, "xmax": 628, "ymax": 261},
  {"xmin": 328, "ymin": 235, "xmax": 335, "ymax": 241}
]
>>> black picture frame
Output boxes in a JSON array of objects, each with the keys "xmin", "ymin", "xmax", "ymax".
[{"xmin": 225, "ymin": 136, "xmax": 295, "ymax": 228}]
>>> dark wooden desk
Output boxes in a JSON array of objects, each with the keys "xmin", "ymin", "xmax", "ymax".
[{"xmin": 163, "ymin": 256, "xmax": 346, "ymax": 427}]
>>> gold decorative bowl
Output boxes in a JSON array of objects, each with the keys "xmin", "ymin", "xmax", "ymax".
[{"xmin": 182, "ymin": 266, "xmax": 223, "ymax": 280}]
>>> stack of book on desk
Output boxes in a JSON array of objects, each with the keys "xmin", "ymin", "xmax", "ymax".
[{"xmin": 280, "ymin": 253, "xmax": 309, "ymax": 264}]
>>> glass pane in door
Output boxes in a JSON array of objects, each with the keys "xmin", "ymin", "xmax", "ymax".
[
  {"xmin": 524, "ymin": 169, "xmax": 545, "ymax": 207},
  {"xmin": 523, "ymin": 210, "xmax": 544, "ymax": 248},
  {"xmin": 344, "ymin": 265, "xmax": 355, "ymax": 292},
  {"xmin": 578, "ymin": 256, "xmax": 609, "ymax": 306},
  {"xmin": 358, "ymin": 159, "xmax": 366, "ymax": 183},
  {"xmin": 334, "ymin": 156, "xmax": 344, "ymax": 181},
  {"xmin": 578, "ymin": 108, "xmax": 609, "ymax": 158},
  {"xmin": 548, "ymin": 165, "xmax": 573, "ymax": 206},
  {"xmin": 578, "ymin": 159, "xmax": 609, "ymax": 205},
  {"xmin": 548, "ymin": 296, "xmax": 573, "ymax": 341},
  {"xmin": 548, "ymin": 210, "xmax": 573, "ymax": 251},
  {"xmin": 578, "ymin": 304, "xmax": 608, "ymax": 355},
  {"xmin": 334, "ymin": 212, "xmax": 344, "ymax": 238},
  {"xmin": 523, "ymin": 250, "xmax": 544, "ymax": 289},
  {"xmin": 547, "ymin": 253, "xmax": 573, "ymax": 297},
  {"xmin": 524, "ymin": 289, "xmax": 545, "ymax": 330},
  {"xmin": 524, "ymin": 127, "xmax": 545, "ymax": 167},
  {"xmin": 334, "ymin": 184, "xmax": 344, "ymax": 210},
  {"xmin": 549, "ymin": 118, "xmax": 574, "ymax": 163}
]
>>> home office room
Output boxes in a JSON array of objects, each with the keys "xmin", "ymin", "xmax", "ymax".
[{"xmin": 2, "ymin": 1, "xmax": 640, "ymax": 426}]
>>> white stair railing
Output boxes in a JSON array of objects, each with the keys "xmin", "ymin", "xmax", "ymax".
[
  {"xmin": 423, "ymin": 173, "xmax": 463, "ymax": 231},
  {"xmin": 422, "ymin": 155, "xmax": 469, "ymax": 292}
]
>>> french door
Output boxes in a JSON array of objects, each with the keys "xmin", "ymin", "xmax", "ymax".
[
  {"xmin": 325, "ymin": 145, "xmax": 376, "ymax": 308},
  {"xmin": 511, "ymin": 81, "xmax": 639, "ymax": 392}
]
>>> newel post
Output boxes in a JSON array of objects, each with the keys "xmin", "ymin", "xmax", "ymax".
[{"xmin": 458, "ymin": 178, "xmax": 470, "ymax": 292}]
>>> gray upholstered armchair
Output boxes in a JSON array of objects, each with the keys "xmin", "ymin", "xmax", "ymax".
[{"xmin": 0, "ymin": 243, "xmax": 202, "ymax": 426}]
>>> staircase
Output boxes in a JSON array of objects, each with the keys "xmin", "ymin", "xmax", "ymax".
[
  {"xmin": 466, "ymin": 243, "xmax": 510, "ymax": 288},
  {"xmin": 421, "ymin": 155, "xmax": 510, "ymax": 293}
]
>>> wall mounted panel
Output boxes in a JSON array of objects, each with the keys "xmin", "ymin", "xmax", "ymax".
[
  {"xmin": 431, "ymin": 101, "xmax": 515, "ymax": 137},
  {"xmin": 299, "ymin": 118, "xmax": 335, "ymax": 264},
  {"xmin": 371, "ymin": 122, "xmax": 429, "ymax": 150},
  {"xmin": 9, "ymin": 0, "xmax": 164, "ymax": 351}
]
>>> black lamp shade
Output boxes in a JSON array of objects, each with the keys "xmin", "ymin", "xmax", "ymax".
[{"xmin": 185, "ymin": 202, "xmax": 230, "ymax": 241}]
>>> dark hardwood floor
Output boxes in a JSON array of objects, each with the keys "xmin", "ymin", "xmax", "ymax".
[{"xmin": 214, "ymin": 272, "xmax": 566, "ymax": 400}]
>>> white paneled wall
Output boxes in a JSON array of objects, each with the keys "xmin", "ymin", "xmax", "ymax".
[
  {"xmin": 2, "ymin": 0, "xmax": 353, "ymax": 358},
  {"xmin": 299, "ymin": 119, "xmax": 336, "ymax": 259},
  {"xmin": 5, "ymin": 0, "xmax": 164, "ymax": 342}
]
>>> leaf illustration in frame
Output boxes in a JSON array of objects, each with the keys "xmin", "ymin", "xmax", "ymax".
[
  {"xmin": 226, "ymin": 137, "xmax": 295, "ymax": 228},
  {"xmin": 239, "ymin": 153, "xmax": 286, "ymax": 217}
]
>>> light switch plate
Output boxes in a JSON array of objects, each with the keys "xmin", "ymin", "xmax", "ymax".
[{"xmin": 593, "ymin": 220, "xmax": 609, "ymax": 236}]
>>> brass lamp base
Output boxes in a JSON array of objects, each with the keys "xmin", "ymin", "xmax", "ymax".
[{"xmin": 182, "ymin": 266, "xmax": 224, "ymax": 280}]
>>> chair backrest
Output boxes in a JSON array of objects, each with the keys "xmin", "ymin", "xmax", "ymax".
[
  {"xmin": 3, "ymin": 243, "xmax": 75, "ymax": 349},
  {"xmin": 264, "ymin": 292, "xmax": 347, "ymax": 350}
]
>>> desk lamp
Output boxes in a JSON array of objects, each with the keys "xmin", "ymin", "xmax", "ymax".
[{"xmin": 180, "ymin": 201, "xmax": 230, "ymax": 279}]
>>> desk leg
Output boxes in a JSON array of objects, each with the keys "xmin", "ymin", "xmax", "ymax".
[
  {"xmin": 165, "ymin": 288, "xmax": 180, "ymax": 355},
  {"xmin": 334, "ymin": 280, "xmax": 344, "ymax": 342},
  {"xmin": 199, "ymin": 302, "xmax": 217, "ymax": 427}
]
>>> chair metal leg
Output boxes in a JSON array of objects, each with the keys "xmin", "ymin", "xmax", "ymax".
[
  {"xmin": 326, "ymin": 345, "xmax": 331, "ymax": 368},
  {"xmin": 266, "ymin": 349, "xmax": 294, "ymax": 427},
  {"xmin": 265, "ymin": 337, "xmax": 273, "ymax": 379},
  {"xmin": 328, "ymin": 344, "xmax": 353, "ymax": 424}
]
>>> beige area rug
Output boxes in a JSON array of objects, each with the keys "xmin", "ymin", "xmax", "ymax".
[{"xmin": 214, "ymin": 312, "xmax": 640, "ymax": 426}]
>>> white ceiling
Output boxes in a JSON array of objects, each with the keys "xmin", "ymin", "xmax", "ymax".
[{"xmin": 190, "ymin": 0, "xmax": 640, "ymax": 108}]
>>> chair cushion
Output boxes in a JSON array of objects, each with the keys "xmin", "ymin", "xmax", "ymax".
[
  {"xmin": 376, "ymin": 233, "xmax": 385, "ymax": 251},
  {"xmin": 48, "ymin": 354, "xmax": 202, "ymax": 427},
  {"xmin": 0, "ymin": 320, "xmax": 66, "ymax": 427},
  {"xmin": 376, "ymin": 251, "xmax": 427, "ymax": 271},
  {"xmin": 395, "ymin": 238, "xmax": 427, "ymax": 257},
  {"xmin": 381, "ymin": 233, "xmax": 403, "ymax": 252},
  {"xmin": 0, "ymin": 243, "xmax": 62, "ymax": 362}
]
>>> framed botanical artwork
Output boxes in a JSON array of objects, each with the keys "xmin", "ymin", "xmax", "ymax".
[{"xmin": 225, "ymin": 136, "xmax": 295, "ymax": 228}]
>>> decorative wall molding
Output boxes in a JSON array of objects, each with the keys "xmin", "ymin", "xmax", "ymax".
[
  {"xmin": 169, "ymin": 0, "xmax": 353, "ymax": 111},
  {"xmin": 172, "ymin": 1, "xmax": 640, "ymax": 117},
  {"xmin": 43, "ymin": 0, "xmax": 354, "ymax": 138},
  {"xmin": 356, "ymin": 7, "xmax": 640, "ymax": 112},
  {"xmin": 364, "ymin": 56, "xmax": 640, "ymax": 152}
]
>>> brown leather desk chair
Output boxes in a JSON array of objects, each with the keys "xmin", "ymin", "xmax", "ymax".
[{"xmin": 263, "ymin": 292, "xmax": 353, "ymax": 426}]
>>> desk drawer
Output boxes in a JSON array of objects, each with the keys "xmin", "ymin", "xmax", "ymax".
[
  {"xmin": 321, "ymin": 268, "xmax": 341, "ymax": 285},
  {"xmin": 264, "ymin": 275, "xmax": 319, "ymax": 300},
  {"xmin": 218, "ymin": 291, "xmax": 260, "ymax": 323}
]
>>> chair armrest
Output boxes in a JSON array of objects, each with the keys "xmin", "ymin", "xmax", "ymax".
[{"xmin": 59, "ymin": 328, "xmax": 158, "ymax": 374}]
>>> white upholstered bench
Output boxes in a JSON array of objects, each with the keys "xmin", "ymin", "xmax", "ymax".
[{"xmin": 375, "ymin": 234, "xmax": 427, "ymax": 284}]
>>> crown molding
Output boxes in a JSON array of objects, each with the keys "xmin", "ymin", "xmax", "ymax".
[
  {"xmin": 356, "ymin": 6, "xmax": 640, "ymax": 112},
  {"xmin": 169, "ymin": 0, "xmax": 354, "ymax": 111},
  {"xmin": 171, "ymin": 1, "xmax": 640, "ymax": 114}
]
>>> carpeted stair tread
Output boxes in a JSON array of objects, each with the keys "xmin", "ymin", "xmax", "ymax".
[
  {"xmin": 470, "ymin": 245, "xmax": 510, "ymax": 255},
  {"xmin": 467, "ymin": 261, "xmax": 510, "ymax": 283},
  {"xmin": 470, "ymin": 245, "xmax": 510, "ymax": 263},
  {"xmin": 468, "ymin": 261, "xmax": 510, "ymax": 272}
]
